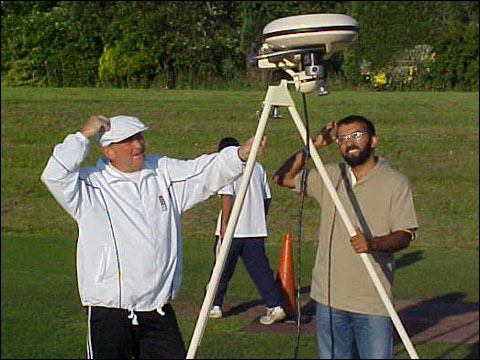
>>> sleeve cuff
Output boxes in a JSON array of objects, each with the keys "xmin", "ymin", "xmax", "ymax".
[
  {"xmin": 221, "ymin": 146, "xmax": 244, "ymax": 167},
  {"xmin": 398, "ymin": 228, "xmax": 417, "ymax": 241},
  {"xmin": 75, "ymin": 131, "xmax": 89, "ymax": 144}
]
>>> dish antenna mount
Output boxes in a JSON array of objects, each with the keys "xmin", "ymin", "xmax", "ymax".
[{"xmin": 248, "ymin": 14, "xmax": 359, "ymax": 95}]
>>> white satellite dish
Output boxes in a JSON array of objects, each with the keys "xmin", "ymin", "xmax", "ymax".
[
  {"xmin": 248, "ymin": 14, "xmax": 359, "ymax": 94},
  {"xmin": 262, "ymin": 13, "xmax": 359, "ymax": 56}
]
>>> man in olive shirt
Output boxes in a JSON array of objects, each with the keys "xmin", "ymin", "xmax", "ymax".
[{"xmin": 273, "ymin": 115, "xmax": 418, "ymax": 359}]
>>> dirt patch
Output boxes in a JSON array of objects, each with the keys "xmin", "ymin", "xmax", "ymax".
[
  {"xmin": 175, "ymin": 297, "xmax": 478, "ymax": 344},
  {"xmin": 218, "ymin": 299, "xmax": 478, "ymax": 344}
]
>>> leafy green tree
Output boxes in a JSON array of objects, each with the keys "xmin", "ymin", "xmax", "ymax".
[
  {"xmin": 343, "ymin": 1, "xmax": 479, "ymax": 90},
  {"xmin": 1, "ymin": 1, "xmax": 478, "ymax": 90},
  {"xmin": 428, "ymin": 21, "xmax": 479, "ymax": 90},
  {"xmin": 2, "ymin": 1, "xmax": 105, "ymax": 86},
  {"xmin": 343, "ymin": 1, "xmax": 440, "ymax": 84}
]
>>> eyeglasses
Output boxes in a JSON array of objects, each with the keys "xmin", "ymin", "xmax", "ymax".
[{"xmin": 336, "ymin": 131, "xmax": 365, "ymax": 145}]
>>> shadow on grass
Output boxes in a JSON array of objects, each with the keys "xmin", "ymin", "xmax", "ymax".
[
  {"xmin": 223, "ymin": 285, "xmax": 316, "ymax": 321},
  {"xmin": 231, "ymin": 289, "xmax": 479, "ymax": 359},
  {"xmin": 223, "ymin": 299, "xmax": 264, "ymax": 318},
  {"xmin": 395, "ymin": 250, "xmax": 425, "ymax": 270},
  {"xmin": 223, "ymin": 249, "xmax": 478, "ymax": 358},
  {"xmin": 464, "ymin": 344, "xmax": 480, "ymax": 359}
]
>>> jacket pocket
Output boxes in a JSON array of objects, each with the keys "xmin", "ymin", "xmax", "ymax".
[{"xmin": 95, "ymin": 246, "xmax": 117, "ymax": 284}]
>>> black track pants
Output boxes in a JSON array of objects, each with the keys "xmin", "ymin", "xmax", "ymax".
[{"xmin": 86, "ymin": 304, "xmax": 186, "ymax": 359}]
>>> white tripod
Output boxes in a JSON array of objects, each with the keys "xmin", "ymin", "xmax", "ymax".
[{"xmin": 186, "ymin": 79, "xmax": 419, "ymax": 359}]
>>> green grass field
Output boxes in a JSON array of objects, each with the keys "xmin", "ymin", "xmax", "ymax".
[{"xmin": 1, "ymin": 87, "xmax": 479, "ymax": 358}]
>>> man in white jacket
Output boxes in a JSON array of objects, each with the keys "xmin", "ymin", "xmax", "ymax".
[{"xmin": 41, "ymin": 114, "xmax": 264, "ymax": 359}]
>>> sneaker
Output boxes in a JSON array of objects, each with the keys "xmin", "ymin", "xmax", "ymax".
[
  {"xmin": 259, "ymin": 306, "xmax": 286, "ymax": 325},
  {"xmin": 208, "ymin": 306, "xmax": 223, "ymax": 319}
]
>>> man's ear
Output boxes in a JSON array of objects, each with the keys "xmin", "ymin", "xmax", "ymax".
[
  {"xmin": 101, "ymin": 146, "xmax": 114, "ymax": 161},
  {"xmin": 370, "ymin": 135, "xmax": 378, "ymax": 149}
]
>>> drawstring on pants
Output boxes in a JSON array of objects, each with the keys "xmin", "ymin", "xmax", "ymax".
[
  {"xmin": 126, "ymin": 304, "xmax": 166, "ymax": 325},
  {"xmin": 157, "ymin": 305, "xmax": 165, "ymax": 316},
  {"xmin": 128, "ymin": 309, "xmax": 139, "ymax": 325}
]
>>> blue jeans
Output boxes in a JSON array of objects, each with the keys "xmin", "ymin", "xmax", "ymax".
[{"xmin": 315, "ymin": 301, "xmax": 393, "ymax": 359}]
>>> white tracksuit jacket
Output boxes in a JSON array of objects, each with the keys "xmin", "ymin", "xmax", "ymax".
[{"xmin": 41, "ymin": 131, "xmax": 244, "ymax": 314}]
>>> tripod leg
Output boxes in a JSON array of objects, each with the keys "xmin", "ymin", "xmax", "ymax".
[
  {"xmin": 187, "ymin": 101, "xmax": 272, "ymax": 359},
  {"xmin": 287, "ymin": 105, "xmax": 419, "ymax": 359}
]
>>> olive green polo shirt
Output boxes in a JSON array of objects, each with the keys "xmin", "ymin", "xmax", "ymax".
[{"xmin": 294, "ymin": 157, "xmax": 418, "ymax": 316}]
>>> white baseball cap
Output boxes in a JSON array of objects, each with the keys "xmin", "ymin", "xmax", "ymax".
[{"xmin": 96, "ymin": 115, "xmax": 149, "ymax": 146}]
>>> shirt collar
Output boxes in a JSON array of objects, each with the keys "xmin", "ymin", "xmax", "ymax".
[
  {"xmin": 96, "ymin": 156, "xmax": 155, "ymax": 184},
  {"xmin": 346, "ymin": 156, "xmax": 390, "ymax": 186}
]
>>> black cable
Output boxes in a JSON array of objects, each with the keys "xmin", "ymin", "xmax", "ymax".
[
  {"xmin": 327, "ymin": 209, "xmax": 336, "ymax": 357},
  {"xmin": 293, "ymin": 93, "xmax": 311, "ymax": 359}
]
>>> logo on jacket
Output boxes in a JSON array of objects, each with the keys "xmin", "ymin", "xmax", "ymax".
[{"xmin": 159, "ymin": 195, "xmax": 168, "ymax": 211}]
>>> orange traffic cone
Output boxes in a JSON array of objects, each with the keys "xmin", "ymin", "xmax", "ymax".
[{"xmin": 276, "ymin": 231, "xmax": 297, "ymax": 316}]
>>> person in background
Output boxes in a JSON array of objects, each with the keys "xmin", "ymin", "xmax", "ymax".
[
  {"xmin": 273, "ymin": 115, "xmax": 418, "ymax": 359},
  {"xmin": 207, "ymin": 137, "xmax": 286, "ymax": 325}
]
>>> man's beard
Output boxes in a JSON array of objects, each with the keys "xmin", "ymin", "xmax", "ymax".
[{"xmin": 342, "ymin": 142, "xmax": 372, "ymax": 167}]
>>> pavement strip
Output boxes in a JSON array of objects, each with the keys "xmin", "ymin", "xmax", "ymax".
[{"xmin": 236, "ymin": 299, "xmax": 479, "ymax": 344}]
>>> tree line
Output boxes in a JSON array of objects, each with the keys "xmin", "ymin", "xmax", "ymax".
[{"xmin": 1, "ymin": 1, "xmax": 478, "ymax": 91}]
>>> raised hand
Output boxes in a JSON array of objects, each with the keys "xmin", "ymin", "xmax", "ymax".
[
  {"xmin": 237, "ymin": 136, "xmax": 267, "ymax": 162},
  {"xmin": 81, "ymin": 115, "xmax": 111, "ymax": 138},
  {"xmin": 313, "ymin": 121, "xmax": 337, "ymax": 148}
]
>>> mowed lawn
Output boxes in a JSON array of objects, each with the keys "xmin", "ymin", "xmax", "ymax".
[{"xmin": 1, "ymin": 87, "xmax": 479, "ymax": 358}]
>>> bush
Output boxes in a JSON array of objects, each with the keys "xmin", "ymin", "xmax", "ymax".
[
  {"xmin": 1, "ymin": 1, "xmax": 478, "ymax": 91},
  {"xmin": 428, "ymin": 21, "xmax": 479, "ymax": 90},
  {"xmin": 1, "ymin": 2, "xmax": 103, "ymax": 87},
  {"xmin": 98, "ymin": 42, "xmax": 157, "ymax": 88},
  {"xmin": 342, "ymin": 1, "xmax": 479, "ymax": 91}
]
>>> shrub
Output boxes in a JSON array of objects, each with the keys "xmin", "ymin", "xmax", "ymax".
[{"xmin": 428, "ymin": 21, "xmax": 479, "ymax": 90}]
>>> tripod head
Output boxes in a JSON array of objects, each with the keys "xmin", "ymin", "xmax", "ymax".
[{"xmin": 248, "ymin": 14, "xmax": 359, "ymax": 95}]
